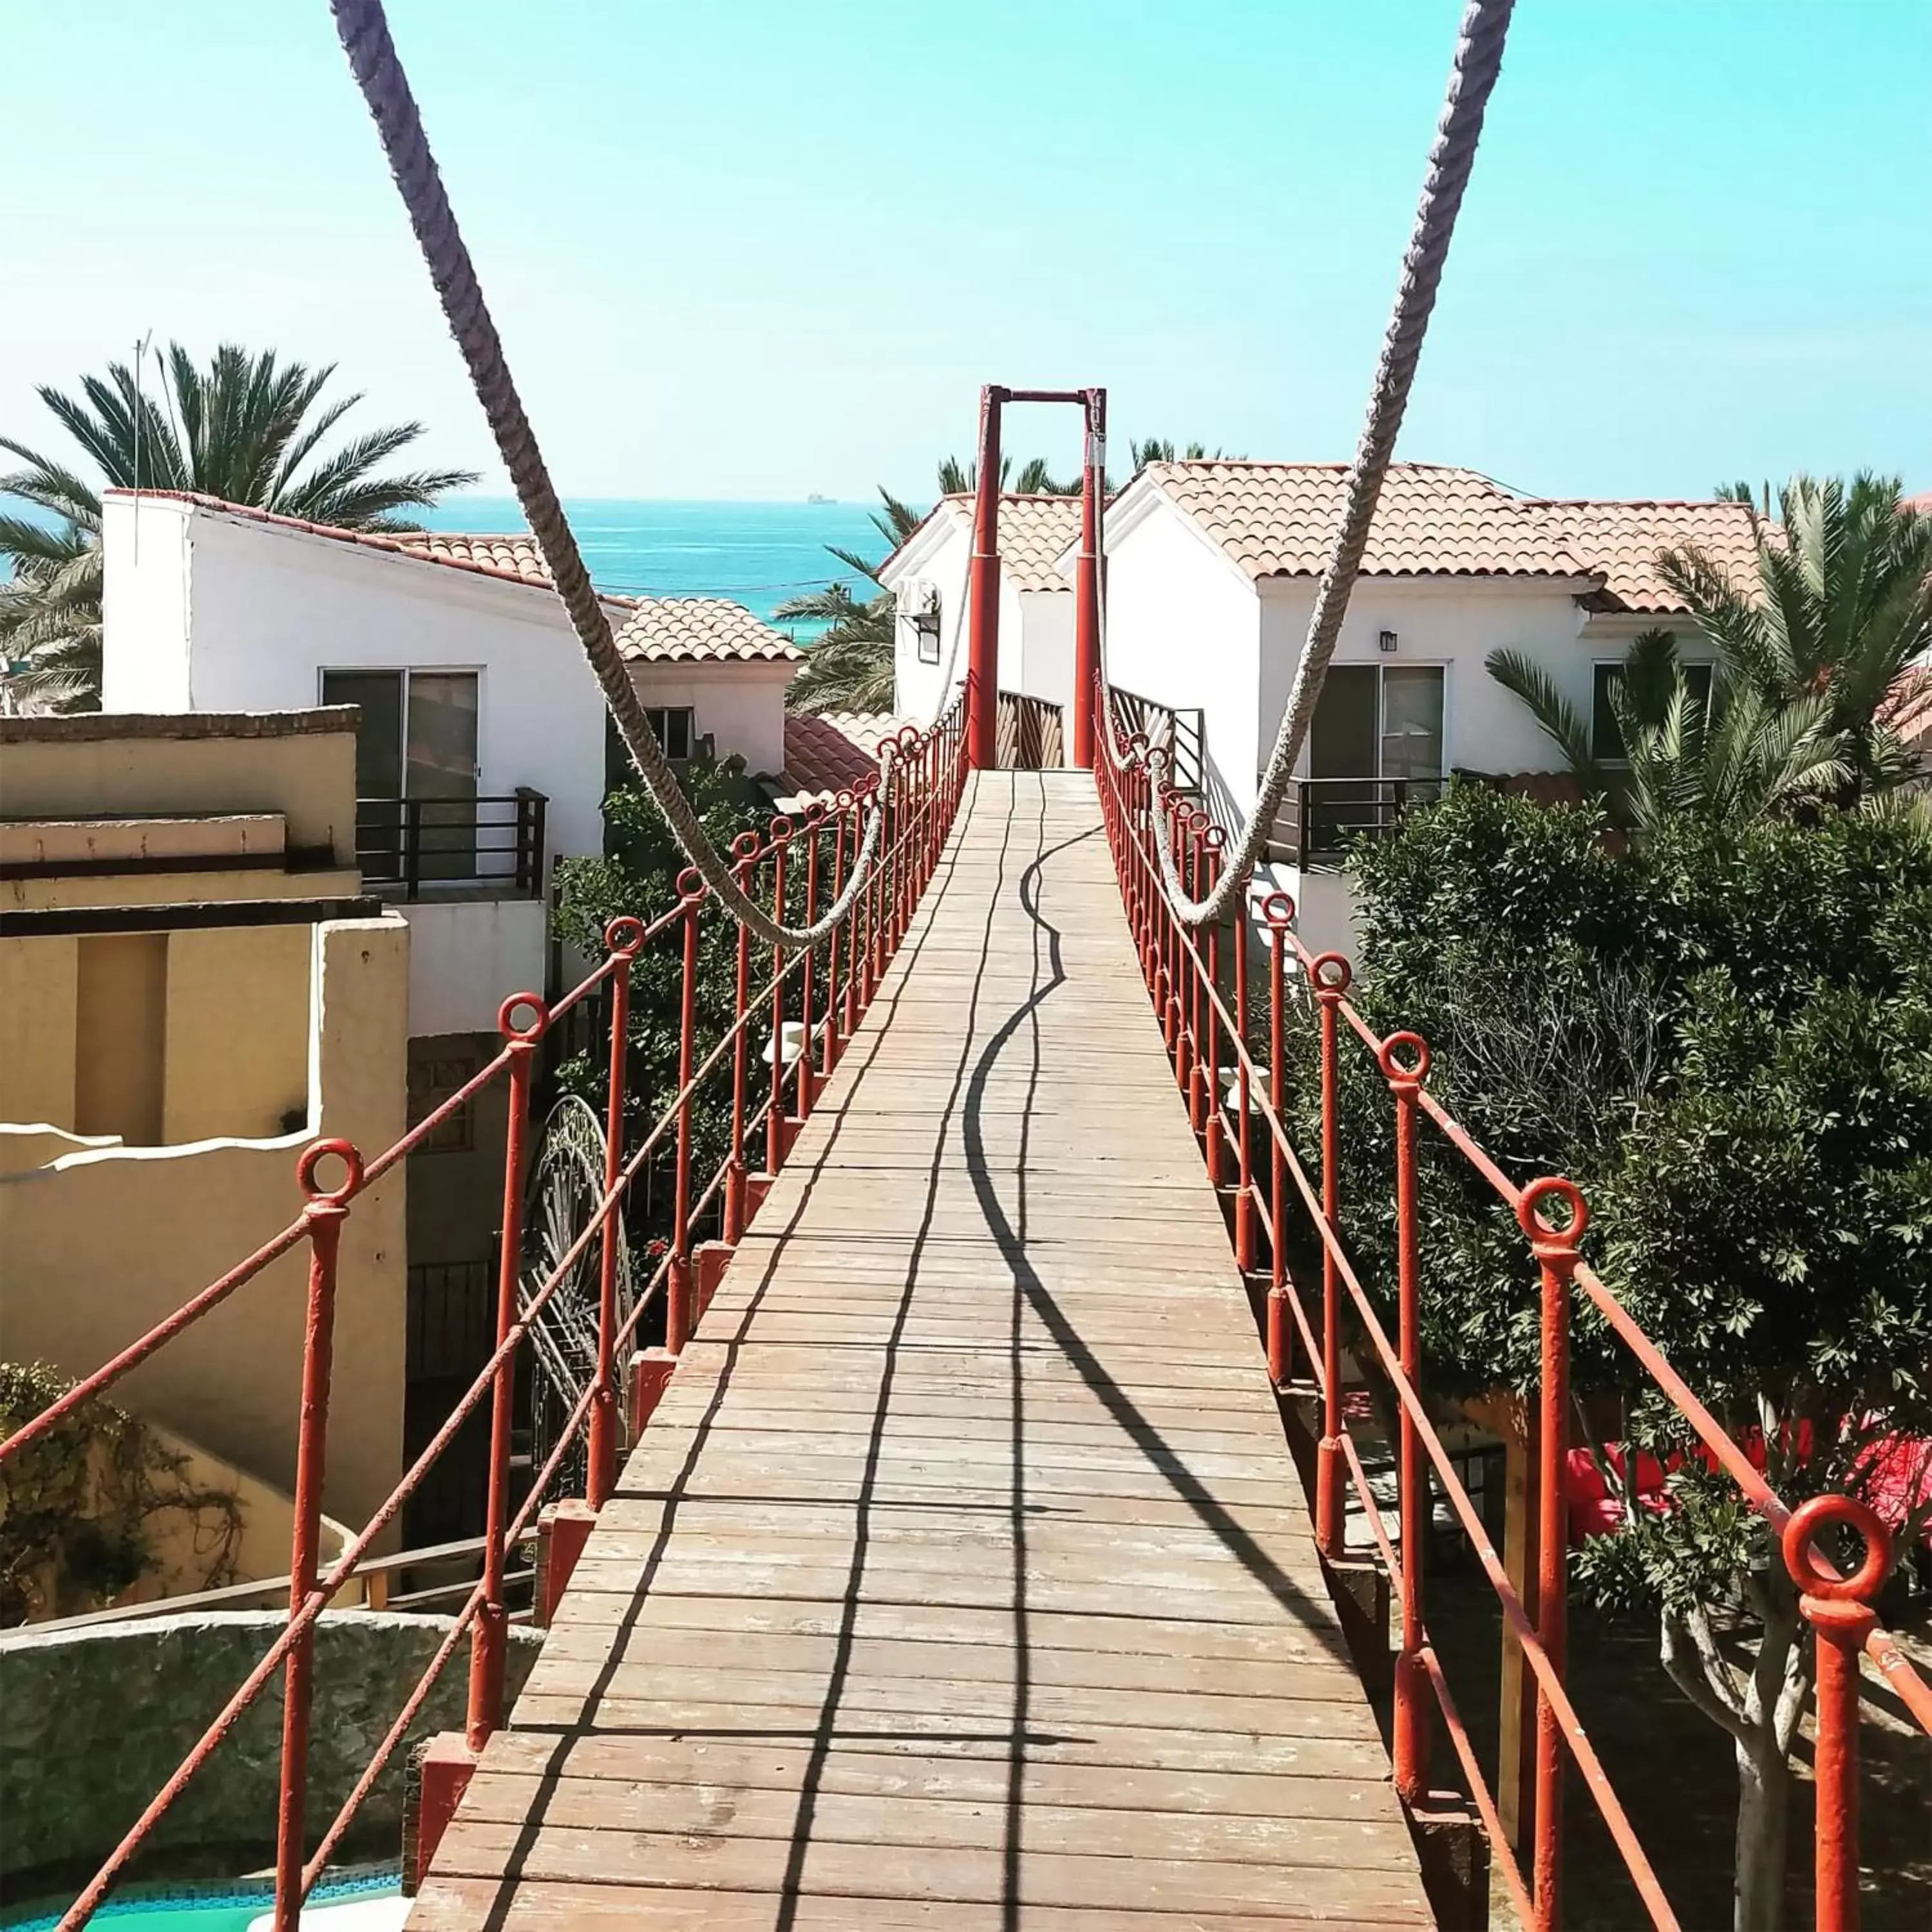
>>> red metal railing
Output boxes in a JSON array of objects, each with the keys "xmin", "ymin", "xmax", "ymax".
[
  {"xmin": 1094, "ymin": 686, "xmax": 1931, "ymax": 1932},
  {"xmin": 0, "ymin": 697, "xmax": 968, "ymax": 1931}
]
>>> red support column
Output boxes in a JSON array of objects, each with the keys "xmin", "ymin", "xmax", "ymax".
[
  {"xmin": 1383, "ymin": 1032, "xmax": 1434, "ymax": 1806},
  {"xmin": 1070, "ymin": 388, "xmax": 1106, "ymax": 769},
  {"xmin": 966, "ymin": 385, "xmax": 1005, "ymax": 770},
  {"xmin": 272, "ymin": 1139, "xmax": 360, "ymax": 1932},
  {"xmin": 798, "ymin": 804, "xmax": 822, "ymax": 1117},
  {"xmin": 1202, "ymin": 829, "xmax": 1225, "ymax": 1183},
  {"xmin": 587, "ymin": 917, "xmax": 641, "ymax": 1510},
  {"xmin": 469, "ymin": 994, "xmax": 544, "ymax": 1750}
]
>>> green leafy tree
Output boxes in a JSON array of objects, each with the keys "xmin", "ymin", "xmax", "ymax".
[
  {"xmin": 1, "ymin": 342, "xmax": 476, "ymax": 712},
  {"xmin": 1309, "ymin": 787, "xmax": 1932, "ymax": 1927}
]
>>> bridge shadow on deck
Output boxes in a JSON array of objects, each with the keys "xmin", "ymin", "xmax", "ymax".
[{"xmin": 465, "ymin": 772, "xmax": 1370, "ymax": 1932}]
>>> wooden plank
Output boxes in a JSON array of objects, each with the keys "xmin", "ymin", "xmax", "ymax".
[{"xmin": 414, "ymin": 773, "xmax": 1427, "ymax": 1929}]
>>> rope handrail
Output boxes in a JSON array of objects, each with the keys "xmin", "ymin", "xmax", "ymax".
[
  {"xmin": 1093, "ymin": 708, "xmax": 1929, "ymax": 1932},
  {"xmin": 1101, "ymin": 0, "xmax": 1516, "ymax": 925},
  {"xmin": 326, "ymin": 0, "xmax": 898, "ymax": 951}
]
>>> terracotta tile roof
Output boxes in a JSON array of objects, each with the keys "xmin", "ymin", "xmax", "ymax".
[
  {"xmin": 102, "ymin": 491, "xmax": 636, "ymax": 604},
  {"xmin": 1534, "ymin": 498, "xmax": 1764, "ymax": 614},
  {"xmin": 614, "ymin": 598, "xmax": 802, "ymax": 664},
  {"xmin": 778, "ymin": 710, "xmax": 904, "ymax": 802},
  {"xmin": 1139, "ymin": 463, "xmax": 1772, "ymax": 616},
  {"xmin": 1144, "ymin": 462, "xmax": 1596, "ymax": 585},
  {"xmin": 388, "ymin": 530, "xmax": 551, "ymax": 586},
  {"xmin": 879, "ymin": 493, "xmax": 1083, "ymax": 593}
]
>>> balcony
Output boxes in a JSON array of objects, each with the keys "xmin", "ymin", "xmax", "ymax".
[
  {"xmin": 354, "ymin": 789, "xmax": 548, "ymax": 902},
  {"xmin": 1269, "ymin": 775, "xmax": 1447, "ymax": 870}
]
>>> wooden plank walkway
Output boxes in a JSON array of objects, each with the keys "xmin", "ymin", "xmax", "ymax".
[{"xmin": 412, "ymin": 771, "xmax": 1430, "ymax": 1931}]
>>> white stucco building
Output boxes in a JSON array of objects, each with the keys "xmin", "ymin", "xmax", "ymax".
[
  {"xmin": 877, "ymin": 493, "xmax": 1083, "ymax": 729},
  {"xmin": 100, "ymin": 490, "xmax": 802, "ymax": 1035},
  {"xmin": 1084, "ymin": 462, "xmax": 1759, "ymax": 949}
]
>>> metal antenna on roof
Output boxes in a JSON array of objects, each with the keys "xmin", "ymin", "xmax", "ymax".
[{"xmin": 131, "ymin": 330, "xmax": 152, "ymax": 563}]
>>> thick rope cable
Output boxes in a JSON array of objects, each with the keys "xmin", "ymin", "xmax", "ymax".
[
  {"xmin": 328, "ymin": 0, "xmax": 885, "ymax": 949},
  {"xmin": 1108, "ymin": 0, "xmax": 1515, "ymax": 925}
]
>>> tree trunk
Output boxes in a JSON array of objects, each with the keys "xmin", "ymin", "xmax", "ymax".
[{"xmin": 1733, "ymin": 1728, "xmax": 1791, "ymax": 1932}]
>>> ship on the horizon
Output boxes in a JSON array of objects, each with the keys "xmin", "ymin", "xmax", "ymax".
[{"xmin": 806, "ymin": 491, "xmax": 833, "ymax": 504}]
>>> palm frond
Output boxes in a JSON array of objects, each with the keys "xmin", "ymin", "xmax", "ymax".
[{"xmin": 1486, "ymin": 647, "xmax": 1607, "ymax": 797}]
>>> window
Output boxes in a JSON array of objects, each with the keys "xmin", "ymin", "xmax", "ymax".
[
  {"xmin": 1591, "ymin": 660, "xmax": 1714, "ymax": 763},
  {"xmin": 646, "ymin": 706, "xmax": 696, "ymax": 762},
  {"xmin": 321, "ymin": 668, "xmax": 479, "ymax": 880},
  {"xmin": 1309, "ymin": 665, "xmax": 1444, "ymax": 781},
  {"xmin": 914, "ymin": 607, "xmax": 942, "ymax": 665}
]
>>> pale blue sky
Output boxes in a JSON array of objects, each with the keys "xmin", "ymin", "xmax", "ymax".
[{"xmin": 6, "ymin": 2, "xmax": 1927, "ymax": 504}]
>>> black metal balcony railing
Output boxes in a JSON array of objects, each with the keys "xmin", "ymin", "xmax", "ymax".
[
  {"xmin": 995, "ymin": 689, "xmax": 1065, "ymax": 770},
  {"xmin": 1271, "ymin": 775, "xmax": 1447, "ymax": 869},
  {"xmin": 1110, "ymin": 686, "xmax": 1205, "ymax": 794},
  {"xmin": 355, "ymin": 788, "xmax": 547, "ymax": 899}
]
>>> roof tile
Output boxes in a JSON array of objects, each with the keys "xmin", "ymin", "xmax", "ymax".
[
  {"xmin": 614, "ymin": 598, "xmax": 802, "ymax": 664},
  {"xmin": 1535, "ymin": 498, "xmax": 1763, "ymax": 614}
]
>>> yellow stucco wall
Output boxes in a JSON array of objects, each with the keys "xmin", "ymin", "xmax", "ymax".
[
  {"xmin": 74, "ymin": 934, "xmax": 169, "ymax": 1145},
  {"xmin": 0, "ymin": 714, "xmax": 359, "ymax": 863},
  {"xmin": 0, "ymin": 938, "xmax": 77, "ymax": 1130},
  {"xmin": 162, "ymin": 926, "xmax": 314, "ymax": 1143},
  {"xmin": 0, "ymin": 916, "xmax": 410, "ymax": 1533}
]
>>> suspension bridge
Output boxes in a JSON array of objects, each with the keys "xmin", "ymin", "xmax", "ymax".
[
  {"xmin": 410, "ymin": 770, "xmax": 1432, "ymax": 1929},
  {"xmin": 5, "ymin": 1, "xmax": 1927, "ymax": 1927}
]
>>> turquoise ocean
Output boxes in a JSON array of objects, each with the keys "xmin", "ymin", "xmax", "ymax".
[{"xmin": 421, "ymin": 498, "xmax": 896, "ymax": 642}]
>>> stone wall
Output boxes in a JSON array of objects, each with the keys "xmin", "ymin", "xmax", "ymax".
[{"xmin": 0, "ymin": 1610, "xmax": 540, "ymax": 1894}]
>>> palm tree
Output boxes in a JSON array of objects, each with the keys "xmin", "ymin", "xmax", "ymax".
[
  {"xmin": 1488, "ymin": 628, "xmax": 1849, "ymax": 831},
  {"xmin": 1129, "ymin": 438, "xmax": 1244, "ymax": 469},
  {"xmin": 1, "ymin": 342, "xmax": 476, "ymax": 712},
  {"xmin": 1658, "ymin": 474, "xmax": 1931, "ymax": 803},
  {"xmin": 779, "ymin": 486, "xmax": 922, "ymax": 715}
]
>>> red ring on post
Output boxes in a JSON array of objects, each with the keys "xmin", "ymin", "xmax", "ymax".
[
  {"xmin": 1202, "ymin": 823, "xmax": 1227, "ymax": 851},
  {"xmin": 895, "ymin": 724, "xmax": 921, "ymax": 751},
  {"xmin": 604, "ymin": 914, "xmax": 645, "ymax": 958},
  {"xmin": 1783, "ymin": 1494, "xmax": 1891, "ymax": 1602},
  {"xmin": 1378, "ymin": 1030, "xmax": 1431, "ymax": 1084},
  {"xmin": 768, "ymin": 813, "xmax": 794, "ymax": 844},
  {"xmin": 835, "ymin": 787, "xmax": 855, "ymax": 811},
  {"xmin": 298, "ymin": 1137, "xmax": 363, "ymax": 1207},
  {"xmin": 1515, "ymin": 1175, "xmax": 1589, "ymax": 1246},
  {"xmin": 1260, "ymin": 890, "xmax": 1298, "ymax": 929},
  {"xmin": 1309, "ymin": 951, "xmax": 1352, "ymax": 994},
  {"xmin": 730, "ymin": 829, "xmax": 761, "ymax": 863},
  {"xmin": 804, "ymin": 799, "xmax": 828, "ymax": 829},
  {"xmin": 498, "ymin": 992, "xmax": 547, "ymax": 1043},
  {"xmin": 676, "ymin": 865, "xmax": 705, "ymax": 902}
]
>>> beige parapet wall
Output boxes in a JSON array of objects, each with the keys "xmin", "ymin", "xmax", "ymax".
[
  {"xmin": 0, "ymin": 916, "xmax": 410, "ymax": 1535},
  {"xmin": 0, "ymin": 706, "xmax": 362, "ymax": 864}
]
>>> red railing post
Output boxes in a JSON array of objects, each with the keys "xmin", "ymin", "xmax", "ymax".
[
  {"xmin": 825, "ymin": 796, "xmax": 848, "ymax": 1073},
  {"xmin": 1785, "ymin": 1495, "xmax": 1891, "ymax": 1932},
  {"xmin": 1232, "ymin": 886, "xmax": 1254, "ymax": 1274},
  {"xmin": 723, "ymin": 834, "xmax": 759, "ymax": 1245},
  {"xmin": 271, "ymin": 1139, "xmax": 361, "ymax": 1932},
  {"xmin": 1518, "ymin": 1175, "xmax": 1586, "ymax": 1932},
  {"xmin": 587, "ymin": 916, "xmax": 642, "ymax": 1510},
  {"xmin": 846, "ymin": 790, "xmax": 867, "ymax": 1033},
  {"xmin": 1263, "ymin": 895, "xmax": 1295, "ymax": 1387},
  {"xmin": 666, "ymin": 873, "xmax": 703, "ymax": 1355},
  {"xmin": 798, "ymin": 803, "xmax": 823, "ymax": 1118},
  {"xmin": 767, "ymin": 820, "xmax": 791, "ymax": 1175},
  {"xmin": 468, "ymin": 992, "xmax": 544, "ymax": 1750},
  {"xmin": 1312, "ymin": 951, "xmax": 1352, "ymax": 1560},
  {"xmin": 1202, "ymin": 828, "xmax": 1226, "ymax": 1186},
  {"xmin": 1381, "ymin": 1030, "xmax": 1434, "ymax": 1807}
]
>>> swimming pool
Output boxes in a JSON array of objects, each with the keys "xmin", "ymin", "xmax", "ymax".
[{"xmin": 0, "ymin": 1868, "xmax": 400, "ymax": 1932}]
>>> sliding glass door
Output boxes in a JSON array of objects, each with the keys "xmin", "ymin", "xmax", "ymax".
[{"xmin": 322, "ymin": 668, "xmax": 479, "ymax": 882}]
